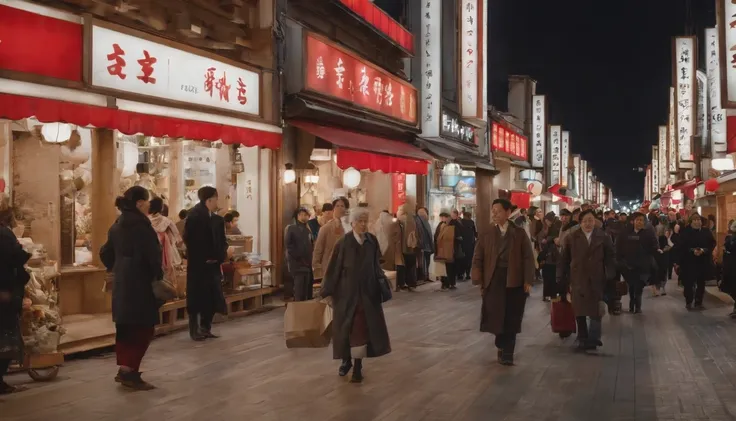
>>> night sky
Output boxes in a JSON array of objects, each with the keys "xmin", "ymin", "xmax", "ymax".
[{"xmin": 375, "ymin": 0, "xmax": 715, "ymax": 200}]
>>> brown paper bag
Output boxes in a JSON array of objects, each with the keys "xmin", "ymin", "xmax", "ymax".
[{"xmin": 284, "ymin": 300, "xmax": 333, "ymax": 348}]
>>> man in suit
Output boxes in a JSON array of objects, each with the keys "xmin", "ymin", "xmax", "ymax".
[{"xmin": 184, "ymin": 186, "xmax": 229, "ymax": 341}]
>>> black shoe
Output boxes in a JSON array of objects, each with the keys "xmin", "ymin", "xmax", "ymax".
[
  {"xmin": 499, "ymin": 354, "xmax": 514, "ymax": 366},
  {"xmin": 338, "ymin": 359, "xmax": 352, "ymax": 377},
  {"xmin": 686, "ymin": 303, "xmax": 693, "ymax": 311},
  {"xmin": 201, "ymin": 330, "xmax": 219, "ymax": 339},
  {"xmin": 634, "ymin": 308, "xmax": 642, "ymax": 314},
  {"xmin": 694, "ymin": 303, "xmax": 705, "ymax": 311},
  {"xmin": 350, "ymin": 359, "xmax": 363, "ymax": 383},
  {"xmin": 449, "ymin": 285, "xmax": 457, "ymax": 290},
  {"xmin": 117, "ymin": 371, "xmax": 156, "ymax": 391}
]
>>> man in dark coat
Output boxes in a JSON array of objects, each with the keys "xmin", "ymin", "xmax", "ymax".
[
  {"xmin": 616, "ymin": 212, "xmax": 659, "ymax": 314},
  {"xmin": 285, "ymin": 207, "xmax": 314, "ymax": 301},
  {"xmin": 0, "ymin": 218, "xmax": 31, "ymax": 394},
  {"xmin": 460, "ymin": 211, "xmax": 478, "ymax": 281},
  {"xmin": 676, "ymin": 213, "xmax": 716, "ymax": 310},
  {"xmin": 471, "ymin": 199, "xmax": 535, "ymax": 366},
  {"xmin": 184, "ymin": 186, "xmax": 228, "ymax": 341}
]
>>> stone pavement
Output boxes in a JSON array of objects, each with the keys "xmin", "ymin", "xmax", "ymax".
[{"xmin": 3, "ymin": 281, "xmax": 736, "ymax": 421}]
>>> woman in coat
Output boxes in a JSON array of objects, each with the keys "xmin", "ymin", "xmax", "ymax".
[
  {"xmin": 100, "ymin": 186, "xmax": 163, "ymax": 390},
  {"xmin": 434, "ymin": 211, "xmax": 461, "ymax": 291},
  {"xmin": 721, "ymin": 220, "xmax": 736, "ymax": 317},
  {"xmin": 392, "ymin": 204, "xmax": 418, "ymax": 291},
  {"xmin": 313, "ymin": 197, "xmax": 349, "ymax": 282},
  {"xmin": 321, "ymin": 208, "xmax": 391, "ymax": 383},
  {"xmin": 616, "ymin": 212, "xmax": 659, "ymax": 314},
  {"xmin": 0, "ymin": 209, "xmax": 31, "ymax": 394},
  {"xmin": 676, "ymin": 213, "xmax": 716, "ymax": 310},
  {"xmin": 536, "ymin": 213, "xmax": 561, "ymax": 301},
  {"xmin": 557, "ymin": 209, "xmax": 616, "ymax": 351}
]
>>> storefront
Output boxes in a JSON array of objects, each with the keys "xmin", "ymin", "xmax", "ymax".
[
  {"xmin": 490, "ymin": 119, "xmax": 537, "ymax": 209},
  {"xmin": 0, "ymin": 2, "xmax": 281, "ymax": 353}
]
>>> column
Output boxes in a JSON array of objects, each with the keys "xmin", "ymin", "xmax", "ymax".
[{"xmin": 476, "ymin": 168, "xmax": 494, "ymax": 234}]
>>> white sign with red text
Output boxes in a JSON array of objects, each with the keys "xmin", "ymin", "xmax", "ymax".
[
  {"xmin": 460, "ymin": 0, "xmax": 480, "ymax": 118},
  {"xmin": 90, "ymin": 25, "xmax": 260, "ymax": 116}
]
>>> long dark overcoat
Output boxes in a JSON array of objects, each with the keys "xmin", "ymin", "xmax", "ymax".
[
  {"xmin": 100, "ymin": 208, "xmax": 163, "ymax": 326},
  {"xmin": 557, "ymin": 227, "xmax": 616, "ymax": 318},
  {"xmin": 184, "ymin": 203, "xmax": 228, "ymax": 315},
  {"xmin": 0, "ymin": 226, "xmax": 31, "ymax": 361},
  {"xmin": 320, "ymin": 233, "xmax": 391, "ymax": 360},
  {"xmin": 471, "ymin": 224, "xmax": 535, "ymax": 335}
]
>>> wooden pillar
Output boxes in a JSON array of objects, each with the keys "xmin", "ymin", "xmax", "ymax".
[
  {"xmin": 476, "ymin": 168, "xmax": 494, "ymax": 234},
  {"xmin": 90, "ymin": 129, "xmax": 117, "ymax": 266},
  {"xmin": 0, "ymin": 122, "xmax": 12, "ymax": 196}
]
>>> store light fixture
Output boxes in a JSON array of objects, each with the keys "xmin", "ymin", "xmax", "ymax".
[
  {"xmin": 442, "ymin": 163, "xmax": 462, "ymax": 176},
  {"xmin": 303, "ymin": 163, "xmax": 319, "ymax": 185},
  {"xmin": 342, "ymin": 167, "xmax": 361, "ymax": 189},
  {"xmin": 712, "ymin": 157, "xmax": 735, "ymax": 172},
  {"xmin": 283, "ymin": 163, "xmax": 296, "ymax": 184},
  {"xmin": 41, "ymin": 122, "xmax": 73, "ymax": 143}
]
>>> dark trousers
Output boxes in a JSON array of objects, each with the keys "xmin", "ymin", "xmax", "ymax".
[
  {"xmin": 189, "ymin": 311, "xmax": 215, "ymax": 336},
  {"xmin": 115, "ymin": 324, "xmax": 155, "ymax": 371},
  {"xmin": 684, "ymin": 277, "xmax": 706, "ymax": 305},
  {"xmin": 542, "ymin": 264, "xmax": 558, "ymax": 298},
  {"xmin": 494, "ymin": 333, "xmax": 516, "ymax": 353},
  {"xmin": 624, "ymin": 270, "xmax": 645, "ymax": 310},
  {"xmin": 0, "ymin": 358, "xmax": 10, "ymax": 381},
  {"xmin": 576, "ymin": 316, "xmax": 602, "ymax": 342},
  {"xmin": 421, "ymin": 251, "xmax": 432, "ymax": 281},
  {"xmin": 397, "ymin": 253, "xmax": 418, "ymax": 288},
  {"xmin": 292, "ymin": 271, "xmax": 313, "ymax": 301},
  {"xmin": 441, "ymin": 262, "xmax": 457, "ymax": 288}
]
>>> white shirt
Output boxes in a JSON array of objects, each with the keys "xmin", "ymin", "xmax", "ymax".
[
  {"xmin": 583, "ymin": 229, "xmax": 593, "ymax": 244},
  {"xmin": 497, "ymin": 221, "xmax": 509, "ymax": 236}
]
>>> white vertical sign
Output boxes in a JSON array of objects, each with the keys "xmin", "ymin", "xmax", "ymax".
[
  {"xmin": 531, "ymin": 95, "xmax": 546, "ymax": 168},
  {"xmin": 696, "ymin": 70, "xmax": 709, "ymax": 154},
  {"xmin": 658, "ymin": 126, "xmax": 667, "ymax": 187},
  {"xmin": 674, "ymin": 37, "xmax": 695, "ymax": 162},
  {"xmin": 668, "ymin": 87, "xmax": 677, "ymax": 172},
  {"xmin": 652, "ymin": 146, "xmax": 659, "ymax": 194},
  {"xmin": 721, "ymin": 1, "xmax": 736, "ymax": 104},
  {"xmin": 706, "ymin": 26, "xmax": 727, "ymax": 156},
  {"xmin": 548, "ymin": 125, "xmax": 562, "ymax": 185},
  {"xmin": 460, "ymin": 0, "xmax": 480, "ymax": 118},
  {"xmin": 581, "ymin": 160, "xmax": 587, "ymax": 200},
  {"xmin": 420, "ymin": 0, "xmax": 441, "ymax": 137},
  {"xmin": 482, "ymin": 0, "xmax": 488, "ymax": 119},
  {"xmin": 573, "ymin": 155, "xmax": 581, "ymax": 193},
  {"xmin": 561, "ymin": 131, "xmax": 570, "ymax": 187}
]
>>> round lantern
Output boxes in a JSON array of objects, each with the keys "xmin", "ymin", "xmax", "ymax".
[
  {"xmin": 527, "ymin": 181, "xmax": 543, "ymax": 196},
  {"xmin": 41, "ymin": 123, "xmax": 73, "ymax": 144},
  {"xmin": 705, "ymin": 178, "xmax": 720, "ymax": 192},
  {"xmin": 342, "ymin": 167, "xmax": 361, "ymax": 189},
  {"xmin": 283, "ymin": 164, "xmax": 296, "ymax": 184}
]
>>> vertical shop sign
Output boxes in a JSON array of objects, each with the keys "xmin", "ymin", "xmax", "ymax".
[
  {"xmin": 706, "ymin": 26, "xmax": 727, "ymax": 156},
  {"xmin": 652, "ymin": 146, "xmax": 659, "ymax": 194},
  {"xmin": 548, "ymin": 125, "xmax": 562, "ymax": 185},
  {"xmin": 421, "ymin": 0, "xmax": 441, "ymax": 136},
  {"xmin": 531, "ymin": 95, "xmax": 546, "ymax": 168},
  {"xmin": 674, "ymin": 37, "xmax": 696, "ymax": 162},
  {"xmin": 658, "ymin": 126, "xmax": 668, "ymax": 187},
  {"xmin": 460, "ymin": 0, "xmax": 482, "ymax": 118},
  {"xmin": 668, "ymin": 87, "xmax": 678, "ymax": 172},
  {"xmin": 572, "ymin": 155, "xmax": 581, "ymax": 193},
  {"xmin": 482, "ymin": 0, "xmax": 489, "ymax": 119},
  {"xmin": 391, "ymin": 173, "xmax": 407, "ymax": 214},
  {"xmin": 696, "ymin": 70, "xmax": 709, "ymax": 155},
  {"xmin": 580, "ymin": 160, "xmax": 587, "ymax": 200},
  {"xmin": 561, "ymin": 131, "xmax": 570, "ymax": 187},
  {"xmin": 588, "ymin": 171, "xmax": 594, "ymax": 203},
  {"xmin": 718, "ymin": 1, "xmax": 736, "ymax": 106}
]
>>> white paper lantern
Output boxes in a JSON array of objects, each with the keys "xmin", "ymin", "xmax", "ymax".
[
  {"xmin": 283, "ymin": 168, "xmax": 296, "ymax": 184},
  {"xmin": 342, "ymin": 167, "xmax": 361, "ymax": 189},
  {"xmin": 527, "ymin": 181, "xmax": 543, "ymax": 196},
  {"xmin": 121, "ymin": 141, "xmax": 139, "ymax": 177},
  {"xmin": 712, "ymin": 157, "xmax": 735, "ymax": 172},
  {"xmin": 41, "ymin": 123, "xmax": 73, "ymax": 143}
]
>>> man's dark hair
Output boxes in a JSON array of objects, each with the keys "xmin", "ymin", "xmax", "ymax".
[
  {"xmin": 321, "ymin": 203, "xmax": 334, "ymax": 213},
  {"xmin": 293, "ymin": 207, "xmax": 309, "ymax": 220},
  {"xmin": 224, "ymin": 213, "xmax": 235, "ymax": 223},
  {"xmin": 178, "ymin": 209, "xmax": 188, "ymax": 220},
  {"xmin": 631, "ymin": 212, "xmax": 646, "ymax": 222},
  {"xmin": 579, "ymin": 209, "xmax": 596, "ymax": 221},
  {"xmin": 198, "ymin": 186, "xmax": 218, "ymax": 202},
  {"xmin": 492, "ymin": 198, "xmax": 513, "ymax": 211},
  {"xmin": 520, "ymin": 208, "xmax": 527, "ymax": 215},
  {"xmin": 149, "ymin": 197, "xmax": 164, "ymax": 214},
  {"xmin": 417, "ymin": 206, "xmax": 429, "ymax": 214},
  {"xmin": 572, "ymin": 208, "xmax": 581, "ymax": 215},
  {"xmin": 228, "ymin": 210, "xmax": 240, "ymax": 218},
  {"xmin": 332, "ymin": 196, "xmax": 349, "ymax": 209}
]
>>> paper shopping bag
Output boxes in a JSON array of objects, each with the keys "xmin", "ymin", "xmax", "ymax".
[{"xmin": 284, "ymin": 300, "xmax": 333, "ymax": 348}]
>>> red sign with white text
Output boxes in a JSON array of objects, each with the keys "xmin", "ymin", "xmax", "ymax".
[
  {"xmin": 0, "ymin": 5, "xmax": 83, "ymax": 81},
  {"xmin": 305, "ymin": 34, "xmax": 418, "ymax": 125},
  {"xmin": 491, "ymin": 122, "xmax": 528, "ymax": 161},
  {"xmin": 392, "ymin": 173, "xmax": 407, "ymax": 214},
  {"xmin": 337, "ymin": 0, "xmax": 414, "ymax": 53}
]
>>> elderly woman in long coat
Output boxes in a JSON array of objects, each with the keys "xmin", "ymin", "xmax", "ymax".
[
  {"xmin": 472, "ymin": 199, "xmax": 535, "ymax": 366},
  {"xmin": 557, "ymin": 209, "xmax": 616, "ymax": 352},
  {"xmin": 321, "ymin": 207, "xmax": 391, "ymax": 383}
]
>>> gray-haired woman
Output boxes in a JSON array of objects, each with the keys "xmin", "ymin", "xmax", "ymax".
[{"xmin": 320, "ymin": 207, "xmax": 391, "ymax": 383}]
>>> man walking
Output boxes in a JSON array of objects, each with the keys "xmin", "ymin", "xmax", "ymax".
[
  {"xmin": 472, "ymin": 199, "xmax": 535, "ymax": 366},
  {"xmin": 184, "ymin": 186, "xmax": 229, "ymax": 341},
  {"xmin": 286, "ymin": 207, "xmax": 314, "ymax": 301}
]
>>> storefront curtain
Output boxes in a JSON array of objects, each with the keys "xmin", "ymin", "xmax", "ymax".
[{"xmin": 336, "ymin": 149, "xmax": 428, "ymax": 175}]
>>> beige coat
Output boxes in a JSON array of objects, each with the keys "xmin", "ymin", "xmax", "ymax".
[
  {"xmin": 312, "ymin": 218, "xmax": 345, "ymax": 280},
  {"xmin": 434, "ymin": 223, "xmax": 456, "ymax": 262}
]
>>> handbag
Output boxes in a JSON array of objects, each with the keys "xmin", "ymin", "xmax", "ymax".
[
  {"xmin": 550, "ymin": 299, "xmax": 576, "ymax": 334},
  {"xmin": 152, "ymin": 278, "xmax": 177, "ymax": 302},
  {"xmin": 615, "ymin": 280, "xmax": 628, "ymax": 296},
  {"xmin": 378, "ymin": 275, "xmax": 392, "ymax": 303}
]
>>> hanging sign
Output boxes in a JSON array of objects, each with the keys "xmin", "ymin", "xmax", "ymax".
[
  {"xmin": 441, "ymin": 109, "xmax": 475, "ymax": 143},
  {"xmin": 460, "ymin": 0, "xmax": 483, "ymax": 118},
  {"xmin": 572, "ymin": 155, "xmax": 581, "ymax": 192},
  {"xmin": 531, "ymin": 95, "xmax": 546, "ymax": 168},
  {"xmin": 658, "ymin": 126, "xmax": 668, "ymax": 186},
  {"xmin": 561, "ymin": 131, "xmax": 570, "ymax": 187},
  {"xmin": 706, "ymin": 26, "xmax": 727, "ymax": 156},
  {"xmin": 652, "ymin": 146, "xmax": 659, "ymax": 194},
  {"xmin": 491, "ymin": 122, "xmax": 527, "ymax": 160},
  {"xmin": 696, "ymin": 70, "xmax": 709, "ymax": 156},
  {"xmin": 718, "ymin": 1, "xmax": 736, "ymax": 107},
  {"xmin": 548, "ymin": 125, "xmax": 562, "ymax": 185},
  {"xmin": 420, "ymin": 0, "xmax": 441, "ymax": 136},
  {"xmin": 580, "ymin": 160, "xmax": 588, "ymax": 200},
  {"xmin": 305, "ymin": 33, "xmax": 417, "ymax": 125},
  {"xmin": 674, "ymin": 36, "xmax": 696, "ymax": 162},
  {"xmin": 668, "ymin": 87, "xmax": 678, "ymax": 172},
  {"xmin": 90, "ymin": 24, "xmax": 260, "ymax": 116},
  {"xmin": 391, "ymin": 173, "xmax": 407, "ymax": 214}
]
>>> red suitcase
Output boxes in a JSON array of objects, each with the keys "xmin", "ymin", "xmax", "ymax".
[{"xmin": 551, "ymin": 299, "xmax": 576, "ymax": 337}]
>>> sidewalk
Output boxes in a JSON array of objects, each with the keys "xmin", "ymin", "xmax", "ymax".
[{"xmin": 3, "ymin": 281, "xmax": 736, "ymax": 421}]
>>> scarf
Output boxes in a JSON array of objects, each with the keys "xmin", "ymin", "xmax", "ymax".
[{"xmin": 149, "ymin": 213, "xmax": 183, "ymax": 269}]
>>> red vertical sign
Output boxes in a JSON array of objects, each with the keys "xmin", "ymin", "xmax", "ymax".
[{"xmin": 391, "ymin": 173, "xmax": 407, "ymax": 214}]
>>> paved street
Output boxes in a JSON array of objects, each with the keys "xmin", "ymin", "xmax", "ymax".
[{"xmin": 3, "ymin": 281, "xmax": 736, "ymax": 421}]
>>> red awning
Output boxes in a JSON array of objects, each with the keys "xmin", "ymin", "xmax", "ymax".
[
  {"xmin": 0, "ymin": 93, "xmax": 281, "ymax": 149},
  {"xmin": 288, "ymin": 120, "xmax": 431, "ymax": 175}
]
